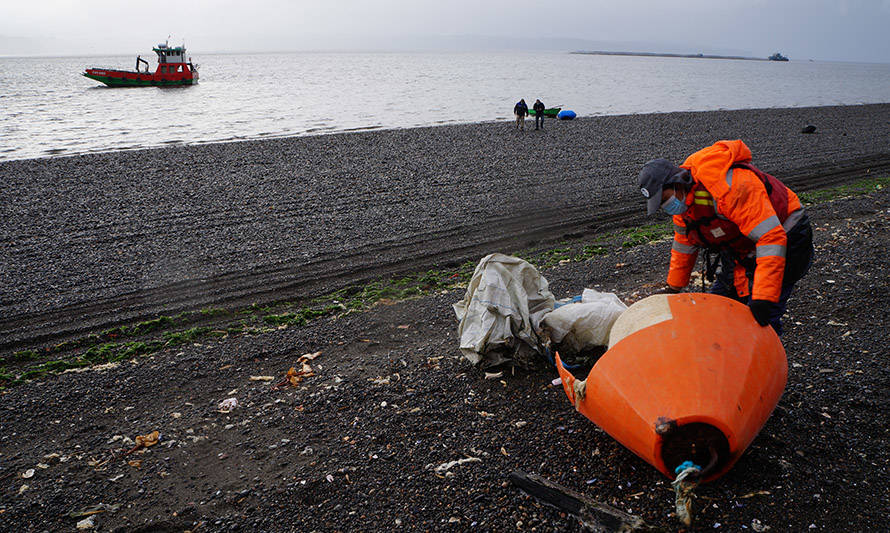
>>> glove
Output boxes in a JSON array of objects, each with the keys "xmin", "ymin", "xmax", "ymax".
[
  {"xmin": 654, "ymin": 285, "xmax": 681, "ymax": 295},
  {"xmin": 748, "ymin": 299, "xmax": 773, "ymax": 326}
]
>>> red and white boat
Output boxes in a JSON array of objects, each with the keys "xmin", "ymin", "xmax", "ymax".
[{"xmin": 83, "ymin": 42, "xmax": 198, "ymax": 87}]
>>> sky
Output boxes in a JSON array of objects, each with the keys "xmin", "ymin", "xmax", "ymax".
[{"xmin": 1, "ymin": 0, "xmax": 889, "ymax": 63}]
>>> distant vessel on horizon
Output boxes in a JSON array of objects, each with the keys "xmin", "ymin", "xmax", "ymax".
[
  {"xmin": 83, "ymin": 42, "xmax": 199, "ymax": 87},
  {"xmin": 768, "ymin": 52, "xmax": 789, "ymax": 61}
]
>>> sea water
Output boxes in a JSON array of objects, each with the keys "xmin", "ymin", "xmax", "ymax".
[{"xmin": 1, "ymin": 51, "xmax": 889, "ymax": 161}]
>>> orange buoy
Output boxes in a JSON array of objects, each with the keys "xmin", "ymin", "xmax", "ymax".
[{"xmin": 556, "ymin": 293, "xmax": 787, "ymax": 482}]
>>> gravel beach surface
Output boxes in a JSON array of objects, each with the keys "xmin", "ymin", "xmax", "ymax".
[
  {"xmin": 0, "ymin": 186, "xmax": 887, "ymax": 532},
  {"xmin": 2, "ymin": 104, "xmax": 890, "ymax": 349}
]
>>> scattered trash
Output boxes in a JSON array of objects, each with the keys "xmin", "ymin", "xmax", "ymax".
[
  {"xmin": 18, "ymin": 484, "xmax": 28, "ymax": 495},
  {"xmin": 751, "ymin": 518, "xmax": 771, "ymax": 532},
  {"xmin": 170, "ymin": 412, "xmax": 182, "ymax": 419},
  {"xmin": 69, "ymin": 503, "xmax": 120, "ymax": 519},
  {"xmin": 484, "ymin": 371, "xmax": 503, "ymax": 380},
  {"xmin": 22, "ymin": 468, "xmax": 34, "ymax": 479},
  {"xmin": 134, "ymin": 430, "xmax": 160, "ymax": 449},
  {"xmin": 509, "ymin": 470, "xmax": 654, "ymax": 532},
  {"xmin": 543, "ymin": 288, "xmax": 627, "ymax": 355},
  {"xmin": 453, "ymin": 253, "xmax": 555, "ymax": 368},
  {"xmin": 272, "ymin": 351, "xmax": 322, "ymax": 389},
  {"xmin": 218, "ymin": 398, "xmax": 239, "ymax": 412},
  {"xmin": 326, "ymin": 474, "xmax": 334, "ymax": 483},
  {"xmin": 249, "ymin": 376, "xmax": 275, "ymax": 381},
  {"xmin": 76, "ymin": 516, "xmax": 96, "ymax": 530},
  {"xmin": 432, "ymin": 456, "xmax": 481, "ymax": 473}
]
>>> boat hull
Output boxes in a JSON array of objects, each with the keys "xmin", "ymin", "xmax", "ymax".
[
  {"xmin": 528, "ymin": 108, "xmax": 561, "ymax": 117},
  {"xmin": 83, "ymin": 69, "xmax": 197, "ymax": 87},
  {"xmin": 556, "ymin": 293, "xmax": 787, "ymax": 482}
]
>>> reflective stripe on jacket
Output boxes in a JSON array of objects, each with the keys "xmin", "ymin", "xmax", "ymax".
[{"xmin": 667, "ymin": 140, "xmax": 802, "ymax": 302}]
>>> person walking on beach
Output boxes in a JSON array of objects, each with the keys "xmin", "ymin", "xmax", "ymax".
[
  {"xmin": 533, "ymin": 99, "xmax": 546, "ymax": 130},
  {"xmin": 637, "ymin": 139, "xmax": 813, "ymax": 335},
  {"xmin": 514, "ymin": 99, "xmax": 528, "ymax": 130}
]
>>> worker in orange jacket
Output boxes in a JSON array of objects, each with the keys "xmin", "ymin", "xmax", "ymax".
[{"xmin": 638, "ymin": 140, "xmax": 814, "ymax": 335}]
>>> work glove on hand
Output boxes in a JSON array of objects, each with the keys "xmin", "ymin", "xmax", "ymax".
[
  {"xmin": 748, "ymin": 299, "xmax": 773, "ymax": 326},
  {"xmin": 653, "ymin": 285, "xmax": 681, "ymax": 295}
]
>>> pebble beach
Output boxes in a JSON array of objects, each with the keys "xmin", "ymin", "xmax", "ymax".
[
  {"xmin": 1, "ymin": 103, "xmax": 889, "ymax": 531},
  {"xmin": 2, "ymin": 104, "xmax": 890, "ymax": 347}
]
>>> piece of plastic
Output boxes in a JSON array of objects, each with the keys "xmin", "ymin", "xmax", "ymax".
[
  {"xmin": 543, "ymin": 289, "xmax": 627, "ymax": 354},
  {"xmin": 556, "ymin": 293, "xmax": 787, "ymax": 482},
  {"xmin": 453, "ymin": 253, "xmax": 555, "ymax": 367}
]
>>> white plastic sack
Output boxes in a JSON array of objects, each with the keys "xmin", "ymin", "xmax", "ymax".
[
  {"xmin": 453, "ymin": 253, "xmax": 555, "ymax": 367},
  {"xmin": 542, "ymin": 288, "xmax": 627, "ymax": 354}
]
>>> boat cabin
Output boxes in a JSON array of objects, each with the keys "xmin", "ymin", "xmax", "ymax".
[
  {"xmin": 148, "ymin": 43, "xmax": 198, "ymax": 78},
  {"xmin": 154, "ymin": 43, "xmax": 186, "ymax": 64}
]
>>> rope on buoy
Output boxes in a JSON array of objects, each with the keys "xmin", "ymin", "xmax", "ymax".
[{"xmin": 672, "ymin": 461, "xmax": 702, "ymax": 527}]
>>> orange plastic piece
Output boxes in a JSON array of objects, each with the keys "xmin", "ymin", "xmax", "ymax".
[{"xmin": 556, "ymin": 293, "xmax": 787, "ymax": 482}]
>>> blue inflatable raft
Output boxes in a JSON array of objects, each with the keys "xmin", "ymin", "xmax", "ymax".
[{"xmin": 557, "ymin": 110, "xmax": 576, "ymax": 120}]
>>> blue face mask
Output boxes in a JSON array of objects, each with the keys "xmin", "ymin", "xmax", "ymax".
[{"xmin": 661, "ymin": 192, "xmax": 687, "ymax": 215}]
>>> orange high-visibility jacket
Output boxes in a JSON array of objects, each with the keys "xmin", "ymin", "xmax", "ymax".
[{"xmin": 668, "ymin": 140, "xmax": 803, "ymax": 302}]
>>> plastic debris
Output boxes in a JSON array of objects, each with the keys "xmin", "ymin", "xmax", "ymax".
[
  {"xmin": 218, "ymin": 398, "xmax": 239, "ymax": 412},
  {"xmin": 69, "ymin": 503, "xmax": 121, "ymax": 519},
  {"xmin": 273, "ymin": 351, "xmax": 322, "ymax": 389},
  {"xmin": 432, "ymin": 457, "xmax": 481, "ymax": 473},
  {"xmin": 22, "ymin": 468, "xmax": 34, "ymax": 479},
  {"xmin": 134, "ymin": 430, "xmax": 160, "ymax": 448},
  {"xmin": 249, "ymin": 376, "xmax": 275, "ymax": 381},
  {"xmin": 752, "ymin": 518, "xmax": 771, "ymax": 532},
  {"xmin": 76, "ymin": 516, "xmax": 96, "ymax": 530}
]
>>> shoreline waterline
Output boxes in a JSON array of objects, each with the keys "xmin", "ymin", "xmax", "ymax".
[{"xmin": 2, "ymin": 102, "xmax": 887, "ymax": 164}]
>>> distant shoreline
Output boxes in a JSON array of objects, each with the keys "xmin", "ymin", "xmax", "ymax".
[{"xmin": 572, "ymin": 50, "xmax": 770, "ymax": 61}]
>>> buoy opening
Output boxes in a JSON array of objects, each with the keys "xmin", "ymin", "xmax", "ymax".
[{"xmin": 659, "ymin": 422, "xmax": 730, "ymax": 477}]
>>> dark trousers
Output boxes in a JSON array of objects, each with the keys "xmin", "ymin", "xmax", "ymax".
[
  {"xmin": 535, "ymin": 114, "xmax": 544, "ymax": 129},
  {"xmin": 709, "ymin": 212, "xmax": 814, "ymax": 336}
]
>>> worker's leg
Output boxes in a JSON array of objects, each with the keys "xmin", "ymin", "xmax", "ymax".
[
  {"xmin": 708, "ymin": 252, "xmax": 744, "ymax": 301},
  {"xmin": 768, "ymin": 212, "xmax": 815, "ymax": 335}
]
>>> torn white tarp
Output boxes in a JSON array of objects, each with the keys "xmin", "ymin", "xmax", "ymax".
[
  {"xmin": 453, "ymin": 253, "xmax": 555, "ymax": 367},
  {"xmin": 542, "ymin": 288, "xmax": 627, "ymax": 355}
]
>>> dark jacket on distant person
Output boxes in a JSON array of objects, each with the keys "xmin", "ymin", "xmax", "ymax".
[
  {"xmin": 514, "ymin": 100, "xmax": 528, "ymax": 116},
  {"xmin": 533, "ymin": 100, "xmax": 545, "ymax": 115}
]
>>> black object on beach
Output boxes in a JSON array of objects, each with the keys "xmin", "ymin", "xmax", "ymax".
[
  {"xmin": 801, "ymin": 124, "xmax": 817, "ymax": 134},
  {"xmin": 508, "ymin": 470, "xmax": 662, "ymax": 531}
]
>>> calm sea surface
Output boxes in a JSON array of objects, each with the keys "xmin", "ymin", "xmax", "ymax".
[{"xmin": 2, "ymin": 51, "xmax": 889, "ymax": 161}]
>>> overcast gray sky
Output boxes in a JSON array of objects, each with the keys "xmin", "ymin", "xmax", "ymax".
[{"xmin": 2, "ymin": 0, "xmax": 889, "ymax": 62}]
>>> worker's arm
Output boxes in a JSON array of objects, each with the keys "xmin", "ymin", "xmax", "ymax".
[
  {"xmin": 718, "ymin": 172, "xmax": 787, "ymax": 303},
  {"xmin": 667, "ymin": 216, "xmax": 699, "ymax": 290}
]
